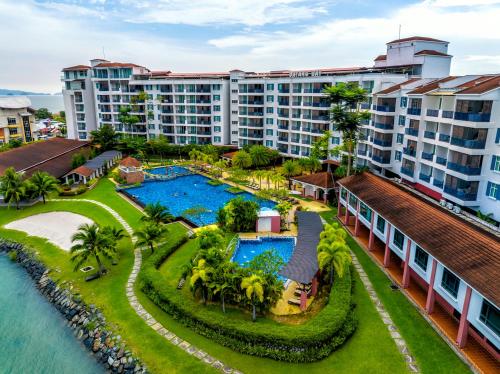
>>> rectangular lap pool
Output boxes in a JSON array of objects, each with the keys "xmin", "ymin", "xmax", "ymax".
[{"xmin": 126, "ymin": 167, "xmax": 275, "ymax": 226}]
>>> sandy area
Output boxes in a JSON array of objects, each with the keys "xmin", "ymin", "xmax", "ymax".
[{"xmin": 4, "ymin": 212, "xmax": 94, "ymax": 251}]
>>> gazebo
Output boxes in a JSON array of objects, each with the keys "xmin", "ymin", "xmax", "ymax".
[
  {"xmin": 291, "ymin": 172, "xmax": 336, "ymax": 203},
  {"xmin": 118, "ymin": 156, "xmax": 144, "ymax": 184}
]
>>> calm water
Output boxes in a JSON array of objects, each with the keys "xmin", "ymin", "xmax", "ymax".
[
  {"xmin": 0, "ymin": 255, "xmax": 103, "ymax": 374},
  {"xmin": 0, "ymin": 95, "xmax": 64, "ymax": 113}
]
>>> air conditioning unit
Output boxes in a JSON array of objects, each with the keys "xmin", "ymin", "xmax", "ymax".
[
  {"xmin": 453, "ymin": 206, "xmax": 461, "ymax": 214},
  {"xmin": 446, "ymin": 202, "xmax": 454, "ymax": 210},
  {"xmin": 439, "ymin": 199, "xmax": 447, "ymax": 207}
]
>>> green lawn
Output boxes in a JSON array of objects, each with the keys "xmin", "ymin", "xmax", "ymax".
[{"xmin": 320, "ymin": 211, "xmax": 471, "ymax": 374}]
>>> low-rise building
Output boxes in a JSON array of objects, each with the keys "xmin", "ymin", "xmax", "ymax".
[{"xmin": 0, "ymin": 96, "xmax": 36, "ymax": 144}]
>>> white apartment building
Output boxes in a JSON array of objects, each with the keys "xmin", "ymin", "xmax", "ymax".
[{"xmin": 0, "ymin": 96, "xmax": 35, "ymax": 144}]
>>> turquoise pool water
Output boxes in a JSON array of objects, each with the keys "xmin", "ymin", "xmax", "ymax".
[
  {"xmin": 0, "ymin": 255, "xmax": 103, "ymax": 374},
  {"xmin": 232, "ymin": 237, "xmax": 295, "ymax": 281},
  {"xmin": 127, "ymin": 169, "xmax": 275, "ymax": 226}
]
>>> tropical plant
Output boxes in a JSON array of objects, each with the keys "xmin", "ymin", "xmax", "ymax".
[
  {"xmin": 317, "ymin": 224, "xmax": 351, "ymax": 285},
  {"xmin": 232, "ymin": 150, "xmax": 252, "ymax": 169},
  {"xmin": 271, "ymin": 173, "xmax": 287, "ymax": 190},
  {"xmin": 247, "ymin": 249, "xmax": 285, "ymax": 278},
  {"xmin": 281, "ymin": 160, "xmax": 302, "ymax": 189},
  {"xmin": 141, "ymin": 202, "xmax": 174, "ymax": 224},
  {"xmin": 102, "ymin": 226, "xmax": 126, "ymax": 243},
  {"xmin": 70, "ymin": 223, "xmax": 115, "ymax": 276},
  {"xmin": 253, "ymin": 169, "xmax": 267, "ymax": 189},
  {"xmin": 217, "ymin": 197, "xmax": 259, "ymax": 232},
  {"xmin": 310, "ymin": 130, "xmax": 331, "ymax": 161},
  {"xmin": 249, "ymin": 145, "xmax": 271, "ymax": 167},
  {"xmin": 241, "ymin": 274, "xmax": 265, "ymax": 322},
  {"xmin": 275, "ymin": 200, "xmax": 293, "ymax": 229},
  {"xmin": 197, "ymin": 227, "xmax": 225, "ymax": 250},
  {"xmin": 299, "ymin": 156, "xmax": 322, "ymax": 174},
  {"xmin": 190, "ymin": 258, "xmax": 213, "ymax": 303},
  {"xmin": 210, "ymin": 261, "xmax": 237, "ymax": 313},
  {"xmin": 90, "ymin": 124, "xmax": 118, "ymax": 151},
  {"xmin": 133, "ymin": 223, "xmax": 167, "ymax": 253},
  {"xmin": 476, "ymin": 210, "xmax": 496, "ymax": 224},
  {"xmin": 71, "ymin": 153, "xmax": 86, "ymax": 169},
  {"xmin": 324, "ymin": 82, "xmax": 370, "ymax": 176},
  {"xmin": 0, "ymin": 167, "xmax": 27, "ymax": 209},
  {"xmin": 213, "ymin": 159, "xmax": 228, "ymax": 178},
  {"xmin": 28, "ymin": 171, "xmax": 58, "ymax": 204}
]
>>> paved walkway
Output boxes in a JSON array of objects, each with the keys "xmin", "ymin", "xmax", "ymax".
[{"xmin": 50, "ymin": 199, "xmax": 239, "ymax": 373}]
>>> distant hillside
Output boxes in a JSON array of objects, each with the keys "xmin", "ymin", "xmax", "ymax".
[{"xmin": 0, "ymin": 88, "xmax": 50, "ymax": 96}]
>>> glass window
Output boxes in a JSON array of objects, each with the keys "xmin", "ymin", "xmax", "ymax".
[
  {"xmin": 213, "ymin": 105, "xmax": 221, "ymax": 112},
  {"xmin": 400, "ymin": 97, "xmax": 408, "ymax": 108},
  {"xmin": 7, "ymin": 117, "xmax": 16, "ymax": 125},
  {"xmin": 395, "ymin": 151, "xmax": 402, "ymax": 161},
  {"xmin": 266, "ymin": 129, "xmax": 273, "ymax": 136},
  {"xmin": 479, "ymin": 299, "xmax": 500, "ymax": 335},
  {"xmin": 265, "ymin": 140, "xmax": 273, "ymax": 147},
  {"xmin": 398, "ymin": 115, "xmax": 406, "ymax": 126},
  {"xmin": 213, "ymin": 95, "xmax": 220, "ymax": 101},
  {"xmin": 487, "ymin": 182, "xmax": 498, "ymax": 199},
  {"xmin": 491, "ymin": 155, "xmax": 500, "ymax": 172},
  {"xmin": 78, "ymin": 132, "xmax": 87, "ymax": 140},
  {"xmin": 266, "ymin": 118, "xmax": 274, "ymax": 125},
  {"xmin": 359, "ymin": 202, "xmax": 372, "ymax": 221},
  {"xmin": 393, "ymin": 229, "xmax": 404, "ymax": 250},
  {"xmin": 331, "ymin": 137, "xmax": 340, "ymax": 145},
  {"xmin": 340, "ymin": 188, "xmax": 347, "ymax": 201},
  {"xmin": 267, "ymin": 95, "xmax": 274, "ymax": 102},
  {"xmin": 414, "ymin": 246, "xmax": 428, "ymax": 271},
  {"xmin": 376, "ymin": 216, "xmax": 385, "ymax": 233},
  {"xmin": 212, "ymin": 84, "xmax": 221, "ymax": 90},
  {"xmin": 349, "ymin": 193, "xmax": 358, "ymax": 207},
  {"xmin": 214, "ymin": 116, "xmax": 221, "ymax": 122},
  {"xmin": 441, "ymin": 268, "xmax": 460, "ymax": 298},
  {"xmin": 213, "ymin": 126, "xmax": 221, "ymax": 132},
  {"xmin": 266, "ymin": 107, "xmax": 274, "ymax": 114},
  {"xmin": 266, "ymin": 84, "xmax": 274, "ymax": 90},
  {"xmin": 214, "ymin": 136, "xmax": 221, "ymax": 142},
  {"xmin": 396, "ymin": 133, "xmax": 404, "ymax": 144}
]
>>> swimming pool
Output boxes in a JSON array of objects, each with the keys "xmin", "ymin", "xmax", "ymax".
[
  {"xmin": 126, "ymin": 168, "xmax": 275, "ymax": 226},
  {"xmin": 232, "ymin": 237, "xmax": 295, "ymax": 281},
  {"xmin": 147, "ymin": 166, "xmax": 187, "ymax": 176}
]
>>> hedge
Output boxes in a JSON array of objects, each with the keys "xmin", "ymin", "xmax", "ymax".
[{"xmin": 139, "ymin": 236, "xmax": 357, "ymax": 362}]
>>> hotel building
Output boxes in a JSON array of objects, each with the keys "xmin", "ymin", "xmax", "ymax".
[{"xmin": 0, "ymin": 97, "xmax": 35, "ymax": 144}]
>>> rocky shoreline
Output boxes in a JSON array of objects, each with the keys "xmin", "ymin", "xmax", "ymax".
[{"xmin": 0, "ymin": 239, "xmax": 147, "ymax": 374}]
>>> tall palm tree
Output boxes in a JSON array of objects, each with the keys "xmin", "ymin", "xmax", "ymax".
[
  {"xmin": 317, "ymin": 241, "xmax": 351, "ymax": 285},
  {"xmin": 249, "ymin": 145, "xmax": 271, "ymax": 167},
  {"xmin": 190, "ymin": 259, "xmax": 213, "ymax": 303},
  {"xmin": 281, "ymin": 160, "xmax": 302, "ymax": 189},
  {"xmin": 253, "ymin": 170, "xmax": 266, "ymax": 189},
  {"xmin": 29, "ymin": 171, "xmax": 58, "ymax": 204},
  {"xmin": 70, "ymin": 223, "xmax": 114, "ymax": 276},
  {"xmin": 241, "ymin": 274, "xmax": 265, "ymax": 322},
  {"xmin": 141, "ymin": 202, "xmax": 174, "ymax": 224},
  {"xmin": 232, "ymin": 150, "xmax": 252, "ymax": 169},
  {"xmin": 102, "ymin": 226, "xmax": 126, "ymax": 242},
  {"xmin": 211, "ymin": 262, "xmax": 236, "ymax": 313},
  {"xmin": 0, "ymin": 167, "xmax": 27, "ymax": 209},
  {"xmin": 133, "ymin": 223, "xmax": 167, "ymax": 253},
  {"xmin": 271, "ymin": 173, "xmax": 286, "ymax": 190}
]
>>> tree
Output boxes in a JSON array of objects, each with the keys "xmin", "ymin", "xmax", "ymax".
[
  {"xmin": 232, "ymin": 150, "xmax": 252, "ymax": 169},
  {"xmin": 35, "ymin": 108, "xmax": 52, "ymax": 120},
  {"xmin": 217, "ymin": 197, "xmax": 259, "ymax": 232},
  {"xmin": 213, "ymin": 159, "xmax": 228, "ymax": 178},
  {"xmin": 197, "ymin": 227, "xmax": 225, "ymax": 250},
  {"xmin": 0, "ymin": 167, "xmax": 27, "ymax": 209},
  {"xmin": 310, "ymin": 130, "xmax": 331, "ymax": 161},
  {"xmin": 299, "ymin": 156, "xmax": 321, "ymax": 174},
  {"xmin": 71, "ymin": 153, "xmax": 86, "ymax": 169},
  {"xmin": 317, "ymin": 240, "xmax": 351, "ymax": 285},
  {"xmin": 29, "ymin": 171, "xmax": 58, "ymax": 204},
  {"xmin": 90, "ymin": 124, "xmax": 118, "ymax": 151},
  {"xmin": 247, "ymin": 250, "xmax": 284, "ymax": 277},
  {"xmin": 281, "ymin": 160, "xmax": 302, "ymax": 189},
  {"xmin": 211, "ymin": 261, "xmax": 237, "ymax": 313},
  {"xmin": 70, "ymin": 223, "xmax": 115, "ymax": 276},
  {"xmin": 253, "ymin": 170, "xmax": 267, "ymax": 189},
  {"xmin": 271, "ymin": 173, "xmax": 286, "ymax": 190},
  {"xmin": 324, "ymin": 82, "xmax": 370, "ymax": 176},
  {"xmin": 241, "ymin": 274, "xmax": 265, "ymax": 322},
  {"xmin": 190, "ymin": 259, "xmax": 213, "ymax": 303},
  {"xmin": 249, "ymin": 145, "xmax": 271, "ymax": 167},
  {"xmin": 102, "ymin": 226, "xmax": 126, "ymax": 243},
  {"xmin": 141, "ymin": 202, "xmax": 174, "ymax": 224},
  {"xmin": 133, "ymin": 223, "xmax": 167, "ymax": 253},
  {"xmin": 275, "ymin": 201, "xmax": 293, "ymax": 229}
]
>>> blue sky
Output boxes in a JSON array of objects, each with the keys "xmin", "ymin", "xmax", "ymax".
[{"xmin": 1, "ymin": 0, "xmax": 499, "ymax": 92}]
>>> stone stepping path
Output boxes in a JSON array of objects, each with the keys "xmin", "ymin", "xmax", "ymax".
[{"xmin": 50, "ymin": 198, "xmax": 238, "ymax": 373}]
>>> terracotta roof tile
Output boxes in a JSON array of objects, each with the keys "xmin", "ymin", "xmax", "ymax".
[
  {"xmin": 375, "ymin": 78, "xmax": 421, "ymax": 95},
  {"xmin": 414, "ymin": 49, "xmax": 451, "ymax": 57},
  {"xmin": 457, "ymin": 75, "xmax": 500, "ymax": 95},
  {"xmin": 292, "ymin": 172, "xmax": 336, "ymax": 189},
  {"xmin": 407, "ymin": 76, "xmax": 457, "ymax": 95},
  {"xmin": 62, "ymin": 65, "xmax": 91, "ymax": 71},
  {"xmin": 94, "ymin": 62, "xmax": 144, "ymax": 68},
  {"xmin": 71, "ymin": 165, "xmax": 94, "ymax": 177},
  {"xmin": 387, "ymin": 36, "xmax": 448, "ymax": 44},
  {"xmin": 119, "ymin": 156, "xmax": 141, "ymax": 167},
  {"xmin": 338, "ymin": 172, "xmax": 500, "ymax": 306},
  {"xmin": 374, "ymin": 55, "xmax": 387, "ymax": 61}
]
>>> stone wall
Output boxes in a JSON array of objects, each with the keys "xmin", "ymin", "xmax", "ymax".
[{"xmin": 0, "ymin": 239, "xmax": 147, "ymax": 374}]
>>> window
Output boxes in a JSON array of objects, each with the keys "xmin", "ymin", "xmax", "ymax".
[
  {"xmin": 231, "ymin": 121, "xmax": 238, "ymax": 125},
  {"xmin": 267, "ymin": 95, "xmax": 274, "ymax": 102},
  {"xmin": 7, "ymin": 117, "xmax": 16, "ymax": 125},
  {"xmin": 479, "ymin": 299, "xmax": 500, "ymax": 335},
  {"xmin": 359, "ymin": 202, "xmax": 372, "ymax": 221},
  {"xmin": 266, "ymin": 129, "xmax": 273, "ymax": 136},
  {"xmin": 376, "ymin": 216, "xmax": 385, "ymax": 233},
  {"xmin": 231, "ymin": 130, "xmax": 238, "ymax": 134},
  {"xmin": 396, "ymin": 133, "xmax": 404, "ymax": 144},
  {"xmin": 331, "ymin": 137, "xmax": 340, "ymax": 145},
  {"xmin": 267, "ymin": 83, "xmax": 274, "ymax": 90},
  {"xmin": 231, "ymin": 89, "xmax": 238, "ymax": 94},
  {"xmin": 441, "ymin": 268, "xmax": 460, "ymax": 298},
  {"xmin": 214, "ymin": 136, "xmax": 222, "ymax": 142},
  {"xmin": 213, "ymin": 105, "xmax": 221, "ymax": 112},
  {"xmin": 231, "ymin": 79, "xmax": 238, "ymax": 83},
  {"xmin": 349, "ymin": 193, "xmax": 358, "ymax": 207},
  {"xmin": 212, "ymin": 84, "xmax": 221, "ymax": 90},
  {"xmin": 265, "ymin": 140, "xmax": 273, "ymax": 147},
  {"xmin": 214, "ymin": 126, "xmax": 221, "ymax": 132},
  {"xmin": 231, "ymin": 100, "xmax": 238, "ymax": 104},
  {"xmin": 266, "ymin": 107, "xmax": 274, "ymax": 114},
  {"xmin": 78, "ymin": 132, "xmax": 87, "ymax": 140},
  {"xmin": 393, "ymin": 229, "xmax": 404, "ymax": 250},
  {"xmin": 395, "ymin": 151, "xmax": 402, "ymax": 161},
  {"xmin": 496, "ymin": 128, "xmax": 500, "ymax": 144},
  {"xmin": 414, "ymin": 246, "xmax": 428, "ymax": 271},
  {"xmin": 340, "ymin": 188, "xmax": 347, "ymax": 201},
  {"xmin": 232, "ymin": 111, "xmax": 238, "ymax": 115},
  {"xmin": 214, "ymin": 116, "xmax": 221, "ymax": 122},
  {"xmin": 491, "ymin": 155, "xmax": 500, "ymax": 172},
  {"xmin": 213, "ymin": 95, "xmax": 221, "ymax": 101},
  {"xmin": 398, "ymin": 115, "xmax": 406, "ymax": 126},
  {"xmin": 486, "ymin": 182, "xmax": 499, "ymax": 200},
  {"xmin": 266, "ymin": 118, "xmax": 274, "ymax": 125},
  {"xmin": 400, "ymin": 97, "xmax": 408, "ymax": 108}
]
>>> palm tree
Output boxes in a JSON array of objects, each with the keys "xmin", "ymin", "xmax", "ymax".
[
  {"xmin": 249, "ymin": 145, "xmax": 270, "ymax": 167},
  {"xmin": 232, "ymin": 150, "xmax": 252, "ymax": 169},
  {"xmin": 102, "ymin": 226, "xmax": 126, "ymax": 242},
  {"xmin": 133, "ymin": 223, "xmax": 167, "ymax": 253},
  {"xmin": 317, "ymin": 241, "xmax": 351, "ymax": 285},
  {"xmin": 211, "ymin": 262, "xmax": 236, "ymax": 313},
  {"xmin": 271, "ymin": 173, "xmax": 286, "ymax": 190},
  {"xmin": 253, "ymin": 170, "xmax": 267, "ymax": 189},
  {"xmin": 281, "ymin": 160, "xmax": 302, "ymax": 189},
  {"xmin": 29, "ymin": 171, "xmax": 58, "ymax": 204},
  {"xmin": 70, "ymin": 223, "xmax": 114, "ymax": 276},
  {"xmin": 241, "ymin": 274, "xmax": 265, "ymax": 322},
  {"xmin": 190, "ymin": 259, "xmax": 213, "ymax": 303},
  {"xmin": 213, "ymin": 159, "xmax": 228, "ymax": 178},
  {"xmin": 0, "ymin": 167, "xmax": 27, "ymax": 209},
  {"xmin": 141, "ymin": 202, "xmax": 174, "ymax": 224}
]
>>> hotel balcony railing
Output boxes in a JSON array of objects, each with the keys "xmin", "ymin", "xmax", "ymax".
[
  {"xmin": 442, "ymin": 110, "xmax": 454, "ymax": 119},
  {"xmin": 247, "ymin": 133, "xmax": 264, "ymax": 139},
  {"xmin": 426, "ymin": 109, "xmax": 439, "ymax": 117},
  {"xmin": 278, "ymin": 137, "xmax": 289, "ymax": 142},
  {"xmin": 278, "ymin": 147, "xmax": 288, "ymax": 153},
  {"xmin": 450, "ymin": 137, "xmax": 486, "ymax": 149},
  {"xmin": 419, "ymin": 173, "xmax": 431, "ymax": 183},
  {"xmin": 292, "ymin": 101, "xmax": 301, "ymax": 106},
  {"xmin": 421, "ymin": 152, "xmax": 434, "ymax": 161},
  {"xmin": 291, "ymin": 125, "xmax": 301, "ymax": 131},
  {"xmin": 436, "ymin": 156, "xmax": 447, "ymax": 165},
  {"xmin": 291, "ymin": 138, "xmax": 300, "ymax": 143},
  {"xmin": 301, "ymin": 139, "xmax": 311, "ymax": 144},
  {"xmin": 278, "ymin": 125, "xmax": 289, "ymax": 130},
  {"xmin": 454, "ymin": 112, "xmax": 491, "ymax": 122},
  {"xmin": 278, "ymin": 112, "xmax": 290, "ymax": 118},
  {"xmin": 293, "ymin": 88, "xmax": 302, "ymax": 93},
  {"xmin": 292, "ymin": 113, "xmax": 301, "ymax": 119},
  {"xmin": 438, "ymin": 133, "xmax": 450, "ymax": 142},
  {"xmin": 310, "ymin": 128, "xmax": 324, "ymax": 134},
  {"xmin": 247, "ymin": 101, "xmax": 264, "ymax": 105},
  {"xmin": 302, "ymin": 127, "xmax": 311, "ymax": 132},
  {"xmin": 373, "ymin": 138, "xmax": 392, "ymax": 147},
  {"xmin": 424, "ymin": 131, "xmax": 436, "ymax": 139},
  {"xmin": 447, "ymin": 162, "xmax": 482, "ymax": 175},
  {"xmin": 360, "ymin": 103, "xmax": 370, "ymax": 110},
  {"xmin": 407, "ymin": 108, "xmax": 422, "ymax": 116},
  {"xmin": 372, "ymin": 155, "xmax": 390, "ymax": 164},
  {"xmin": 312, "ymin": 115, "xmax": 329, "ymax": 121},
  {"xmin": 243, "ymin": 123, "xmax": 263, "ymax": 128},
  {"xmin": 301, "ymin": 150, "xmax": 311, "ymax": 156},
  {"xmin": 357, "ymin": 149, "xmax": 367, "ymax": 156},
  {"xmin": 400, "ymin": 167, "xmax": 415, "ymax": 177},
  {"xmin": 246, "ymin": 112, "xmax": 264, "ymax": 117},
  {"xmin": 403, "ymin": 147, "xmax": 416, "ymax": 157},
  {"xmin": 291, "ymin": 149, "xmax": 300, "ymax": 155},
  {"xmin": 161, "ymin": 110, "xmax": 173, "ymax": 114},
  {"xmin": 247, "ymin": 88, "xmax": 264, "ymax": 93},
  {"xmin": 443, "ymin": 186, "xmax": 477, "ymax": 201},
  {"xmin": 433, "ymin": 179, "xmax": 444, "ymax": 188},
  {"xmin": 304, "ymin": 88, "xmax": 322, "ymax": 93},
  {"xmin": 374, "ymin": 122, "xmax": 394, "ymax": 130},
  {"xmin": 278, "ymin": 89, "xmax": 290, "ymax": 93},
  {"xmin": 372, "ymin": 104, "xmax": 395, "ymax": 112},
  {"xmin": 405, "ymin": 128, "xmax": 419, "ymax": 136}
]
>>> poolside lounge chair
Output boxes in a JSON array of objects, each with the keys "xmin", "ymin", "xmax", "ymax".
[{"xmin": 288, "ymin": 297, "xmax": 301, "ymax": 306}]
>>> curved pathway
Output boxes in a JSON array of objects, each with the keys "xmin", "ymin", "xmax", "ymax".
[{"xmin": 50, "ymin": 199, "xmax": 239, "ymax": 373}]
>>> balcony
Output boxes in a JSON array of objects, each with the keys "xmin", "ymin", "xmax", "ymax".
[
  {"xmin": 248, "ymin": 101, "xmax": 264, "ymax": 106},
  {"xmin": 301, "ymin": 150, "xmax": 311, "ymax": 156},
  {"xmin": 436, "ymin": 156, "xmax": 447, "ymax": 165},
  {"xmin": 247, "ymin": 88, "xmax": 264, "ymax": 93},
  {"xmin": 401, "ymin": 167, "xmax": 414, "ymax": 177},
  {"xmin": 290, "ymin": 138, "xmax": 300, "ymax": 144},
  {"xmin": 278, "ymin": 124, "xmax": 289, "ymax": 130},
  {"xmin": 424, "ymin": 131, "xmax": 436, "ymax": 139},
  {"xmin": 304, "ymin": 88, "xmax": 322, "ymax": 93},
  {"xmin": 447, "ymin": 162, "xmax": 481, "ymax": 176},
  {"xmin": 374, "ymin": 122, "xmax": 394, "ymax": 130},
  {"xmin": 301, "ymin": 139, "xmax": 311, "ymax": 145},
  {"xmin": 372, "ymin": 155, "xmax": 390, "ymax": 164},
  {"xmin": 438, "ymin": 134, "xmax": 450, "ymax": 142},
  {"xmin": 278, "ymin": 137, "xmax": 289, "ymax": 142},
  {"xmin": 442, "ymin": 110, "xmax": 454, "ymax": 119},
  {"xmin": 360, "ymin": 103, "xmax": 370, "ymax": 110},
  {"xmin": 312, "ymin": 115, "xmax": 329, "ymax": 121},
  {"xmin": 403, "ymin": 147, "xmax": 416, "ymax": 157},
  {"xmin": 421, "ymin": 152, "xmax": 434, "ymax": 161},
  {"xmin": 358, "ymin": 149, "xmax": 367, "ymax": 156},
  {"xmin": 291, "ymin": 149, "xmax": 300, "ymax": 155},
  {"xmin": 433, "ymin": 179, "xmax": 444, "ymax": 188},
  {"xmin": 419, "ymin": 173, "xmax": 431, "ymax": 183},
  {"xmin": 405, "ymin": 128, "xmax": 419, "ymax": 136},
  {"xmin": 278, "ymin": 100, "xmax": 290, "ymax": 106},
  {"xmin": 373, "ymin": 138, "xmax": 392, "ymax": 147},
  {"xmin": 450, "ymin": 137, "xmax": 486, "ymax": 149},
  {"xmin": 426, "ymin": 109, "xmax": 439, "ymax": 117},
  {"xmin": 372, "ymin": 104, "xmax": 395, "ymax": 112},
  {"xmin": 407, "ymin": 108, "xmax": 421, "ymax": 116},
  {"xmin": 454, "ymin": 112, "xmax": 491, "ymax": 122},
  {"xmin": 278, "ymin": 89, "xmax": 290, "ymax": 94},
  {"xmin": 443, "ymin": 186, "xmax": 477, "ymax": 201}
]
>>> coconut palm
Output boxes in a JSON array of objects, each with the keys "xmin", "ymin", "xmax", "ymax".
[
  {"xmin": 232, "ymin": 150, "xmax": 252, "ymax": 169},
  {"xmin": 29, "ymin": 171, "xmax": 58, "ymax": 204},
  {"xmin": 141, "ymin": 202, "xmax": 174, "ymax": 224},
  {"xmin": 102, "ymin": 226, "xmax": 127, "ymax": 242},
  {"xmin": 133, "ymin": 223, "xmax": 167, "ymax": 253},
  {"xmin": 241, "ymin": 274, "xmax": 265, "ymax": 322},
  {"xmin": 249, "ymin": 145, "xmax": 271, "ymax": 167},
  {"xmin": 70, "ymin": 223, "xmax": 115, "ymax": 276},
  {"xmin": 190, "ymin": 259, "xmax": 213, "ymax": 303},
  {"xmin": 317, "ymin": 241, "xmax": 351, "ymax": 285},
  {"xmin": 213, "ymin": 159, "xmax": 228, "ymax": 178},
  {"xmin": 211, "ymin": 262, "xmax": 236, "ymax": 313},
  {"xmin": 281, "ymin": 160, "xmax": 302, "ymax": 189},
  {"xmin": 253, "ymin": 169, "xmax": 267, "ymax": 189},
  {"xmin": 0, "ymin": 167, "xmax": 27, "ymax": 209},
  {"xmin": 271, "ymin": 173, "xmax": 286, "ymax": 190}
]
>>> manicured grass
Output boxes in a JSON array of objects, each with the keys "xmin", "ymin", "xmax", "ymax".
[
  {"xmin": 0, "ymin": 197, "xmax": 213, "ymax": 374},
  {"xmin": 320, "ymin": 211, "xmax": 471, "ymax": 374}
]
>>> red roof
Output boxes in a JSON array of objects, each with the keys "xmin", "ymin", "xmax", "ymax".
[
  {"xmin": 387, "ymin": 36, "xmax": 448, "ymax": 44},
  {"xmin": 374, "ymin": 55, "xmax": 387, "ymax": 61},
  {"xmin": 292, "ymin": 172, "xmax": 336, "ymax": 189},
  {"xmin": 414, "ymin": 50, "xmax": 451, "ymax": 57},
  {"xmin": 62, "ymin": 65, "xmax": 91, "ymax": 71},
  {"xmin": 375, "ymin": 78, "xmax": 421, "ymax": 95},
  {"xmin": 407, "ymin": 76, "xmax": 457, "ymax": 95},
  {"xmin": 150, "ymin": 71, "xmax": 229, "ymax": 78},
  {"xmin": 457, "ymin": 75, "xmax": 500, "ymax": 95},
  {"xmin": 70, "ymin": 165, "xmax": 94, "ymax": 177},
  {"xmin": 94, "ymin": 62, "xmax": 144, "ymax": 68},
  {"xmin": 119, "ymin": 156, "xmax": 141, "ymax": 167}
]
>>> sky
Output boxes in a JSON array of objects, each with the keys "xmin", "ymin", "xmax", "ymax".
[{"xmin": 1, "ymin": 0, "xmax": 499, "ymax": 93}]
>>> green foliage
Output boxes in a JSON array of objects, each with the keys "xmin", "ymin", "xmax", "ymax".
[
  {"xmin": 7, "ymin": 250, "xmax": 17, "ymax": 262},
  {"xmin": 207, "ymin": 179, "xmax": 223, "ymax": 186},
  {"xmin": 476, "ymin": 210, "xmax": 496, "ymax": 224},
  {"xmin": 281, "ymin": 160, "xmax": 302, "ymax": 188},
  {"xmin": 317, "ymin": 223, "xmax": 352, "ymax": 285},
  {"xmin": 90, "ymin": 124, "xmax": 118, "ymax": 151},
  {"xmin": 249, "ymin": 145, "xmax": 271, "ymax": 167},
  {"xmin": 35, "ymin": 107, "xmax": 52, "ymax": 119},
  {"xmin": 275, "ymin": 201, "xmax": 292, "ymax": 229},
  {"xmin": 182, "ymin": 205, "xmax": 209, "ymax": 226},
  {"xmin": 226, "ymin": 186, "xmax": 243, "ymax": 194},
  {"xmin": 0, "ymin": 167, "xmax": 28, "ymax": 209},
  {"xmin": 29, "ymin": 171, "xmax": 58, "ymax": 204},
  {"xmin": 232, "ymin": 150, "xmax": 252, "ymax": 169},
  {"xmin": 247, "ymin": 249, "xmax": 284, "ymax": 279},
  {"xmin": 141, "ymin": 202, "xmax": 174, "ymax": 224},
  {"xmin": 311, "ymin": 131, "xmax": 331, "ymax": 160},
  {"xmin": 134, "ymin": 222, "xmax": 168, "ymax": 253},
  {"xmin": 216, "ymin": 197, "xmax": 258, "ymax": 232},
  {"xmin": 197, "ymin": 227, "xmax": 225, "ymax": 250},
  {"xmin": 71, "ymin": 153, "xmax": 86, "ymax": 169}
]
